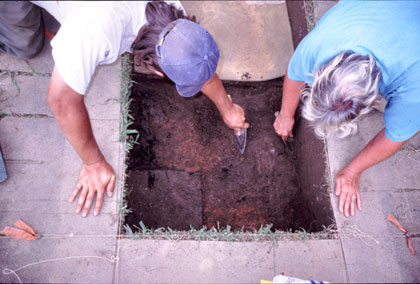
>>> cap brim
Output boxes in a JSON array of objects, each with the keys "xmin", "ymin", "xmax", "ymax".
[{"xmin": 176, "ymin": 82, "xmax": 205, "ymax": 97}]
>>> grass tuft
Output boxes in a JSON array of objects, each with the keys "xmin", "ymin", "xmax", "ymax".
[
  {"xmin": 303, "ymin": 0, "xmax": 316, "ymax": 32},
  {"xmin": 122, "ymin": 222, "xmax": 338, "ymax": 243},
  {"xmin": 118, "ymin": 53, "xmax": 138, "ymax": 229}
]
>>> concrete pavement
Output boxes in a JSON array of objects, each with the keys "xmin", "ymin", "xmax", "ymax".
[{"xmin": 1, "ymin": 1, "xmax": 419, "ymax": 283}]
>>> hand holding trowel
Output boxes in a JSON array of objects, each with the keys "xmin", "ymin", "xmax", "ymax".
[{"xmin": 227, "ymin": 95, "xmax": 248, "ymax": 154}]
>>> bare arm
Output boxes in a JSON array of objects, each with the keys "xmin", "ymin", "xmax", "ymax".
[
  {"xmin": 47, "ymin": 65, "xmax": 115, "ymax": 217},
  {"xmin": 200, "ymin": 74, "xmax": 249, "ymax": 133},
  {"xmin": 336, "ymin": 128, "xmax": 406, "ymax": 217},
  {"xmin": 273, "ymin": 72, "xmax": 306, "ymax": 139}
]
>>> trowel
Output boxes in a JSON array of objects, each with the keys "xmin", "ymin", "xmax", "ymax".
[{"xmin": 227, "ymin": 95, "xmax": 247, "ymax": 154}]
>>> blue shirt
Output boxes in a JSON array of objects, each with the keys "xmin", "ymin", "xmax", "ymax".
[{"xmin": 288, "ymin": 1, "xmax": 420, "ymax": 142}]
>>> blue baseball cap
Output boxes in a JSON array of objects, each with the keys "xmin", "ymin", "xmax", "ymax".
[{"xmin": 156, "ymin": 19, "xmax": 220, "ymax": 97}]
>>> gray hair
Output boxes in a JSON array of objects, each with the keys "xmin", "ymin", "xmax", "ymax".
[{"xmin": 301, "ymin": 51, "xmax": 381, "ymax": 138}]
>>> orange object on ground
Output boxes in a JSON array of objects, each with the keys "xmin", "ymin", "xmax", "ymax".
[
  {"xmin": 387, "ymin": 214, "xmax": 416, "ymax": 256},
  {"xmin": 0, "ymin": 219, "xmax": 40, "ymax": 241}
]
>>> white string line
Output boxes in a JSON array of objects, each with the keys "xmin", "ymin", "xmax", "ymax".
[
  {"xmin": 3, "ymin": 255, "xmax": 119, "ymax": 284},
  {"xmin": 0, "ymin": 226, "xmax": 412, "ymax": 282}
]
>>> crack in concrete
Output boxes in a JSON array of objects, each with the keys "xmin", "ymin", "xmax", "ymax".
[
  {"xmin": 5, "ymin": 159, "xmax": 45, "ymax": 165},
  {"xmin": 0, "ymin": 69, "xmax": 51, "ymax": 77},
  {"xmin": 0, "ymin": 113, "xmax": 52, "ymax": 119}
]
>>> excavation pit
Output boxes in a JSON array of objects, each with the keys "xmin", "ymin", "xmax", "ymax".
[{"xmin": 124, "ymin": 73, "xmax": 334, "ymax": 233}]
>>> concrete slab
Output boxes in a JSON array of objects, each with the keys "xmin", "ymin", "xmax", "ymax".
[
  {"xmin": 326, "ymin": 110, "xmax": 420, "ymax": 192},
  {"xmin": 331, "ymin": 190, "xmax": 420, "ymax": 235},
  {"xmin": 0, "ymin": 73, "xmax": 51, "ymax": 116},
  {"xmin": 0, "ymin": 61, "xmax": 121, "ymax": 120},
  {"xmin": 330, "ymin": 189, "xmax": 420, "ymax": 281},
  {"xmin": 273, "ymin": 240, "xmax": 347, "ymax": 283},
  {"xmin": 0, "ymin": 116, "xmax": 120, "ymax": 171},
  {"xmin": 0, "ymin": 211, "xmax": 118, "ymax": 236},
  {"xmin": 0, "ymin": 116, "xmax": 121, "ymax": 215},
  {"xmin": 117, "ymin": 239, "xmax": 275, "ymax": 283},
  {"xmin": 0, "ymin": 38, "xmax": 54, "ymax": 75},
  {"xmin": 84, "ymin": 59, "xmax": 122, "ymax": 120},
  {"xmin": 325, "ymin": 105, "xmax": 420, "ymax": 283},
  {"xmin": 314, "ymin": 1, "xmax": 337, "ymax": 24},
  {"xmin": 341, "ymin": 234, "xmax": 420, "ymax": 283},
  {"xmin": 0, "ymin": 237, "xmax": 117, "ymax": 283},
  {"xmin": 174, "ymin": 1, "xmax": 294, "ymax": 81}
]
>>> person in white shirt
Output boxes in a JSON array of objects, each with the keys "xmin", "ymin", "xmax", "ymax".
[{"xmin": 0, "ymin": 1, "xmax": 249, "ymax": 217}]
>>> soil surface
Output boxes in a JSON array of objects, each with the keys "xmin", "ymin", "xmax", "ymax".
[{"xmin": 125, "ymin": 74, "xmax": 308, "ymax": 231}]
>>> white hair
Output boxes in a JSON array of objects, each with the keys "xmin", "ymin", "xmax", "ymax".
[{"xmin": 301, "ymin": 51, "xmax": 381, "ymax": 138}]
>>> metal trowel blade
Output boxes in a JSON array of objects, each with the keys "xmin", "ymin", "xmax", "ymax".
[{"xmin": 234, "ymin": 128, "xmax": 247, "ymax": 154}]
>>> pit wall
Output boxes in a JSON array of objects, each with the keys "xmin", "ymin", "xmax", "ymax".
[
  {"xmin": 294, "ymin": 108, "xmax": 334, "ymax": 232},
  {"xmin": 286, "ymin": 0, "xmax": 336, "ymax": 232}
]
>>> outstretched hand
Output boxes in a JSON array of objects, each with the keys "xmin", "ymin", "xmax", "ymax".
[
  {"xmin": 69, "ymin": 159, "xmax": 116, "ymax": 217},
  {"xmin": 335, "ymin": 167, "xmax": 362, "ymax": 217}
]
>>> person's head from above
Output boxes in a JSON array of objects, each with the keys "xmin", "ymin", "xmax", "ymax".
[
  {"xmin": 301, "ymin": 51, "xmax": 382, "ymax": 138},
  {"xmin": 132, "ymin": 0, "xmax": 220, "ymax": 97}
]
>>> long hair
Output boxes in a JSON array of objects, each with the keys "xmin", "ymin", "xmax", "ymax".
[
  {"xmin": 132, "ymin": 0, "xmax": 196, "ymax": 74},
  {"xmin": 301, "ymin": 51, "xmax": 381, "ymax": 138}
]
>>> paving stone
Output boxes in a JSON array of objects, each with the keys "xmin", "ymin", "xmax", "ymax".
[
  {"xmin": 0, "ymin": 236, "xmax": 117, "ymax": 283},
  {"xmin": 0, "ymin": 38, "xmax": 54, "ymax": 75},
  {"xmin": 330, "ymin": 190, "xmax": 420, "ymax": 283},
  {"xmin": 0, "ymin": 73, "xmax": 51, "ymax": 115},
  {"xmin": 0, "ymin": 211, "xmax": 118, "ymax": 237},
  {"xmin": 342, "ymin": 235, "xmax": 420, "ymax": 283},
  {"xmin": 0, "ymin": 117, "xmax": 121, "ymax": 215},
  {"xmin": 314, "ymin": 1, "xmax": 337, "ymax": 24},
  {"xmin": 84, "ymin": 58, "xmax": 122, "ymax": 120},
  {"xmin": 0, "ymin": 116, "xmax": 120, "ymax": 167},
  {"xmin": 178, "ymin": 1, "xmax": 294, "ymax": 81},
  {"xmin": 331, "ymin": 190, "xmax": 420, "ymax": 235},
  {"xmin": 0, "ymin": 61, "xmax": 121, "ymax": 120},
  {"xmin": 273, "ymin": 240, "xmax": 347, "ymax": 283},
  {"xmin": 326, "ymin": 110, "xmax": 420, "ymax": 192},
  {"xmin": 117, "ymin": 239, "xmax": 275, "ymax": 283}
]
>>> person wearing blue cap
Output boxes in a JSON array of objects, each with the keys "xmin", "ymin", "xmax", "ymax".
[
  {"xmin": 273, "ymin": 1, "xmax": 420, "ymax": 218},
  {"xmin": 132, "ymin": 6, "xmax": 249, "ymax": 134},
  {"xmin": 0, "ymin": 1, "xmax": 249, "ymax": 217}
]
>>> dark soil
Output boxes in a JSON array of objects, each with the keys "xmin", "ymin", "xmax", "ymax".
[
  {"xmin": 122, "ymin": 1, "xmax": 335, "ymax": 233},
  {"xmin": 124, "ymin": 74, "xmax": 314, "ymax": 231}
]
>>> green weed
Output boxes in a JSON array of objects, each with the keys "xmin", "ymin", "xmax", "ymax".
[
  {"xmin": 117, "ymin": 53, "xmax": 138, "ymax": 232},
  {"xmin": 122, "ymin": 221, "xmax": 338, "ymax": 243}
]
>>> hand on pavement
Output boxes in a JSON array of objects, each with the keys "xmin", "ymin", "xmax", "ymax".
[
  {"xmin": 273, "ymin": 112, "xmax": 294, "ymax": 140},
  {"xmin": 69, "ymin": 159, "xmax": 116, "ymax": 217},
  {"xmin": 335, "ymin": 167, "xmax": 362, "ymax": 217}
]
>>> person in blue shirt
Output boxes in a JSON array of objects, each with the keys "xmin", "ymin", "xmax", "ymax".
[{"xmin": 273, "ymin": 1, "xmax": 420, "ymax": 218}]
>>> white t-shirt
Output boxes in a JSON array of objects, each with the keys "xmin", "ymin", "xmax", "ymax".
[{"xmin": 32, "ymin": 1, "xmax": 184, "ymax": 95}]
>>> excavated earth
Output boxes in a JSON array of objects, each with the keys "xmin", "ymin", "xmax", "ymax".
[{"xmin": 124, "ymin": 74, "xmax": 313, "ymax": 231}]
